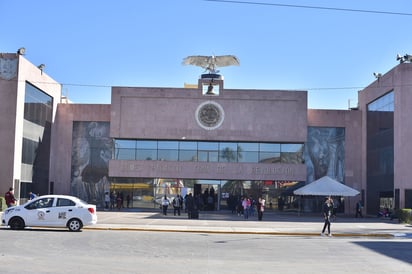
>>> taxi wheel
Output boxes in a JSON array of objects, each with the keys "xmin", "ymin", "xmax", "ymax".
[
  {"xmin": 67, "ymin": 218, "xmax": 83, "ymax": 232},
  {"xmin": 9, "ymin": 217, "xmax": 25, "ymax": 230}
]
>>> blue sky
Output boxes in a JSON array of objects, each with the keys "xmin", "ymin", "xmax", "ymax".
[{"xmin": 2, "ymin": 0, "xmax": 411, "ymax": 109}]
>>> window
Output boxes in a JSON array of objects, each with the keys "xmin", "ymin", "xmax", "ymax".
[
  {"xmin": 22, "ymin": 138, "xmax": 38, "ymax": 164},
  {"xmin": 219, "ymin": 142, "xmax": 238, "ymax": 162},
  {"xmin": 22, "ymin": 83, "xmax": 53, "ymax": 186},
  {"xmin": 260, "ymin": 143, "xmax": 280, "ymax": 152},
  {"xmin": 136, "ymin": 140, "xmax": 157, "ymax": 149},
  {"xmin": 198, "ymin": 142, "xmax": 219, "ymax": 162},
  {"xmin": 368, "ymin": 91, "xmax": 394, "ymax": 112},
  {"xmin": 114, "ymin": 140, "xmax": 136, "ymax": 160},
  {"xmin": 259, "ymin": 152, "xmax": 280, "ymax": 163},
  {"xmin": 136, "ymin": 141, "xmax": 157, "ymax": 160},
  {"xmin": 57, "ymin": 198, "xmax": 76, "ymax": 207},
  {"xmin": 25, "ymin": 198, "xmax": 54, "ymax": 209},
  {"xmin": 158, "ymin": 141, "xmax": 178, "ymax": 161},
  {"xmin": 24, "ymin": 82, "xmax": 53, "ymax": 127},
  {"xmin": 281, "ymin": 144, "xmax": 304, "ymax": 164},
  {"xmin": 179, "ymin": 141, "xmax": 197, "ymax": 161},
  {"xmin": 113, "ymin": 139, "xmax": 303, "ymax": 164},
  {"xmin": 366, "ymin": 90, "xmax": 394, "ymax": 211},
  {"xmin": 281, "ymin": 144, "xmax": 303, "ymax": 153}
]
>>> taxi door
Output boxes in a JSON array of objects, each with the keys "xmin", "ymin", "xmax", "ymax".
[
  {"xmin": 24, "ymin": 197, "xmax": 55, "ymax": 227},
  {"xmin": 45, "ymin": 197, "xmax": 77, "ymax": 227}
]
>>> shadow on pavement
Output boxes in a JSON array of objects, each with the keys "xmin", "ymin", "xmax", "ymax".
[{"xmin": 353, "ymin": 241, "xmax": 412, "ymax": 265}]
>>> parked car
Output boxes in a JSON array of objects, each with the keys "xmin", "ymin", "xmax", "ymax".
[{"xmin": 1, "ymin": 195, "xmax": 97, "ymax": 232}]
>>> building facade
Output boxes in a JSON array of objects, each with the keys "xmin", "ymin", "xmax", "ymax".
[
  {"xmin": 1, "ymin": 51, "xmax": 411, "ymax": 214},
  {"xmin": 358, "ymin": 63, "xmax": 412, "ymax": 214},
  {"xmin": 0, "ymin": 52, "xmax": 61, "ymax": 205}
]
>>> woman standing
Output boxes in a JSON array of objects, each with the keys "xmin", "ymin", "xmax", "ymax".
[
  {"xmin": 321, "ymin": 197, "xmax": 333, "ymax": 236},
  {"xmin": 161, "ymin": 195, "xmax": 170, "ymax": 215},
  {"xmin": 258, "ymin": 197, "xmax": 265, "ymax": 221}
]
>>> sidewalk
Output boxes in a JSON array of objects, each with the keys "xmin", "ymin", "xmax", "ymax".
[{"xmin": 87, "ymin": 209, "xmax": 412, "ymax": 238}]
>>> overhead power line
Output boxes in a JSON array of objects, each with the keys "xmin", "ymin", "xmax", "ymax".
[
  {"xmin": 19, "ymin": 79, "xmax": 412, "ymax": 93},
  {"xmin": 204, "ymin": 0, "xmax": 412, "ymax": 16}
]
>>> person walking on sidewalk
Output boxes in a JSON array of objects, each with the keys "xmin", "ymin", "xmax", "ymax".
[
  {"xmin": 257, "ymin": 196, "xmax": 265, "ymax": 221},
  {"xmin": 242, "ymin": 196, "xmax": 250, "ymax": 219},
  {"xmin": 104, "ymin": 192, "xmax": 110, "ymax": 210},
  {"xmin": 321, "ymin": 197, "xmax": 333, "ymax": 237},
  {"xmin": 355, "ymin": 200, "xmax": 363, "ymax": 218},
  {"xmin": 5, "ymin": 187, "xmax": 16, "ymax": 207},
  {"xmin": 186, "ymin": 193, "xmax": 194, "ymax": 219},
  {"xmin": 172, "ymin": 194, "xmax": 182, "ymax": 216},
  {"xmin": 161, "ymin": 195, "xmax": 170, "ymax": 215}
]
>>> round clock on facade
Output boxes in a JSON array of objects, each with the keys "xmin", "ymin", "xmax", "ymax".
[{"xmin": 195, "ymin": 101, "xmax": 224, "ymax": 130}]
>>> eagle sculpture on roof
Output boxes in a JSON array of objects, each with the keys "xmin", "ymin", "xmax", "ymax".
[{"xmin": 182, "ymin": 55, "xmax": 240, "ymax": 74}]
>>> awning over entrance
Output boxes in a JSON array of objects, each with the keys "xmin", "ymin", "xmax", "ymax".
[{"xmin": 293, "ymin": 176, "xmax": 360, "ymax": 197}]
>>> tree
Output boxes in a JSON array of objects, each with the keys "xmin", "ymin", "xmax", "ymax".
[{"xmin": 220, "ymin": 145, "xmax": 243, "ymax": 162}]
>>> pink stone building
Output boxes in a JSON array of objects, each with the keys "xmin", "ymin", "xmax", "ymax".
[{"xmin": 1, "ymin": 51, "xmax": 411, "ymax": 214}]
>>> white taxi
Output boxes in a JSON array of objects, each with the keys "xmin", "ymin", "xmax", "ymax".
[{"xmin": 1, "ymin": 195, "xmax": 97, "ymax": 232}]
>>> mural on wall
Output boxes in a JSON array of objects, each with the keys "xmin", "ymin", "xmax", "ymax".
[
  {"xmin": 0, "ymin": 58, "xmax": 18, "ymax": 80},
  {"xmin": 71, "ymin": 122, "xmax": 113, "ymax": 207},
  {"xmin": 304, "ymin": 127, "xmax": 345, "ymax": 184}
]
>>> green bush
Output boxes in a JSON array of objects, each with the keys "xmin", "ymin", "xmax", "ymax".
[
  {"xmin": 0, "ymin": 197, "xmax": 6, "ymax": 212},
  {"xmin": 396, "ymin": 208, "xmax": 412, "ymax": 223}
]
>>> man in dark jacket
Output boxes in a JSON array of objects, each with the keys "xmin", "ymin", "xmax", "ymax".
[
  {"xmin": 355, "ymin": 200, "xmax": 363, "ymax": 218},
  {"xmin": 186, "ymin": 193, "xmax": 196, "ymax": 219},
  {"xmin": 5, "ymin": 187, "xmax": 16, "ymax": 207},
  {"xmin": 172, "ymin": 194, "xmax": 182, "ymax": 216}
]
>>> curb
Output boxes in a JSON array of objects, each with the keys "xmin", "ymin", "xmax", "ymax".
[{"xmin": 83, "ymin": 226, "xmax": 395, "ymax": 238}]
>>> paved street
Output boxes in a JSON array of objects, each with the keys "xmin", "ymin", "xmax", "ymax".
[
  {"xmin": 1, "ymin": 228, "xmax": 411, "ymax": 273},
  {"xmin": 1, "ymin": 209, "xmax": 411, "ymax": 273}
]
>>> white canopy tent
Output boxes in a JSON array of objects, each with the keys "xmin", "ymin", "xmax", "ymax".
[{"xmin": 294, "ymin": 176, "xmax": 360, "ymax": 197}]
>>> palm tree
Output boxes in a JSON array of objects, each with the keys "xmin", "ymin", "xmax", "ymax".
[
  {"xmin": 220, "ymin": 145, "xmax": 243, "ymax": 162},
  {"xmin": 220, "ymin": 147, "xmax": 236, "ymax": 162},
  {"xmin": 221, "ymin": 180, "xmax": 245, "ymax": 196}
]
